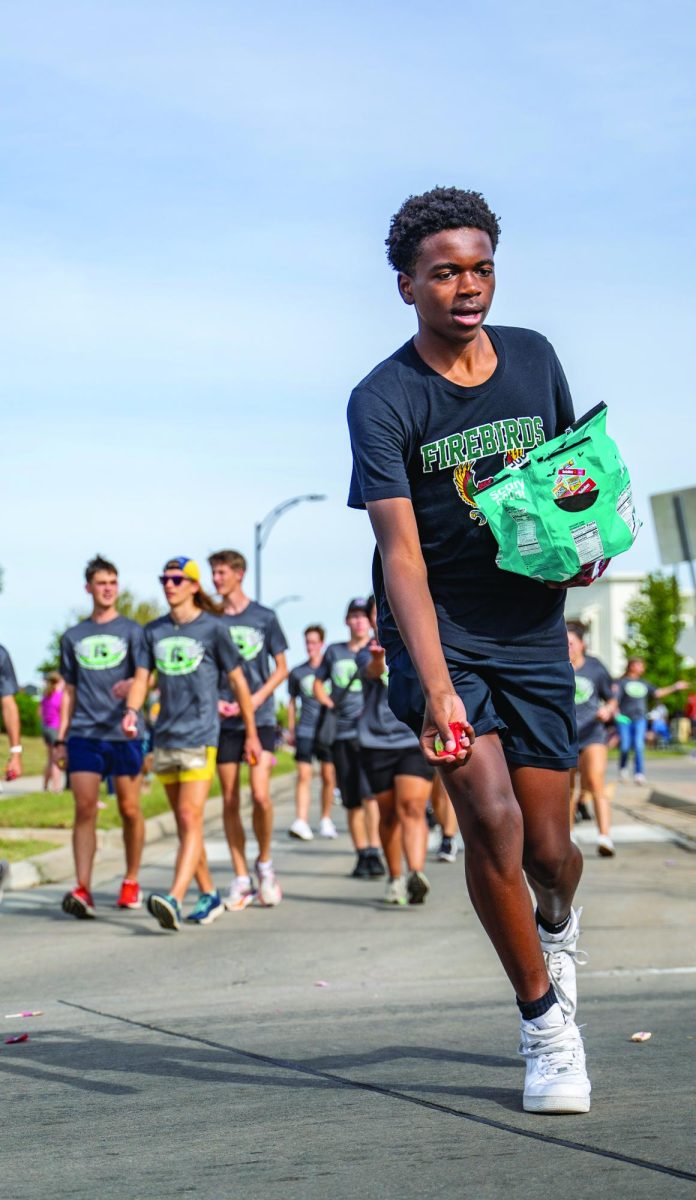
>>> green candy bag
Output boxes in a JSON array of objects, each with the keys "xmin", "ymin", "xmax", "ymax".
[{"xmin": 475, "ymin": 403, "xmax": 641, "ymax": 583}]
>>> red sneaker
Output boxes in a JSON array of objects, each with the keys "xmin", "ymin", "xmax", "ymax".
[
  {"xmin": 116, "ymin": 878, "xmax": 143, "ymax": 909},
  {"xmin": 62, "ymin": 885, "xmax": 96, "ymax": 919}
]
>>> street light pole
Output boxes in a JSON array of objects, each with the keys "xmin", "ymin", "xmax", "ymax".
[{"xmin": 254, "ymin": 494, "xmax": 326, "ymax": 602}]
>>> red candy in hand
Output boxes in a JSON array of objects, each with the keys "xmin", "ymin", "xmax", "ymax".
[{"xmin": 436, "ymin": 722, "xmax": 467, "ymax": 757}]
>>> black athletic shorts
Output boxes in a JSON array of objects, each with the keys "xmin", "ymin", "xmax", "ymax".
[
  {"xmin": 332, "ymin": 737, "xmax": 373, "ymax": 809},
  {"xmin": 218, "ymin": 725, "xmax": 276, "ymax": 764},
  {"xmin": 360, "ymin": 745, "xmax": 434, "ymax": 795},
  {"xmin": 295, "ymin": 736, "xmax": 333, "ymax": 765},
  {"xmin": 388, "ymin": 646, "xmax": 578, "ymax": 771},
  {"xmin": 577, "ymin": 721, "xmax": 608, "ymax": 752}
]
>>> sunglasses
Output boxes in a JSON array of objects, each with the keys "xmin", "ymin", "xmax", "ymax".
[{"xmin": 159, "ymin": 574, "xmax": 189, "ymax": 587}]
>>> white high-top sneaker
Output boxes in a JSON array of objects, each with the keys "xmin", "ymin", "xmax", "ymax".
[
  {"xmin": 519, "ymin": 1013, "xmax": 591, "ymax": 1114},
  {"xmin": 538, "ymin": 908, "xmax": 586, "ymax": 1021}
]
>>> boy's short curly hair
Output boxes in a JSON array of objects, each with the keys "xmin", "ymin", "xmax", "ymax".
[{"xmin": 386, "ymin": 186, "xmax": 501, "ymax": 275}]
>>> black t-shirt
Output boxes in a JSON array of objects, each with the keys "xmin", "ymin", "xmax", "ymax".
[
  {"xmin": 573, "ymin": 655, "xmax": 614, "ymax": 736},
  {"xmin": 347, "ymin": 327, "xmax": 575, "ymax": 663},
  {"xmin": 288, "ymin": 661, "xmax": 323, "ymax": 739},
  {"xmin": 617, "ymin": 677, "xmax": 657, "ymax": 721}
]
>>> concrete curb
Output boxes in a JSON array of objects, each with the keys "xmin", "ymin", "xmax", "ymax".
[{"xmin": 5, "ymin": 774, "xmax": 296, "ymax": 891}]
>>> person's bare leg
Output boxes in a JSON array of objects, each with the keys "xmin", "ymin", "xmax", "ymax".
[
  {"xmin": 394, "ymin": 775, "xmax": 430, "ymax": 871},
  {"xmin": 43, "ymin": 747, "xmax": 51, "ymax": 791},
  {"xmin": 363, "ymin": 796, "xmax": 380, "ymax": 846},
  {"xmin": 166, "ymin": 779, "xmax": 211, "ymax": 902},
  {"xmin": 580, "ymin": 744, "xmax": 611, "ymax": 837},
  {"xmin": 218, "ymin": 761, "xmax": 248, "ymax": 876},
  {"xmin": 347, "ymin": 805, "xmax": 367, "ymax": 850},
  {"xmin": 320, "ymin": 761, "xmax": 335, "ymax": 820},
  {"xmin": 376, "ymin": 789, "xmax": 401, "ymax": 876},
  {"xmin": 511, "ymin": 765, "xmax": 583, "ymax": 926},
  {"xmin": 114, "ymin": 773, "xmax": 145, "ymax": 879},
  {"xmin": 431, "ymin": 775, "xmax": 457, "ymax": 836},
  {"xmin": 251, "ymin": 753, "xmax": 274, "ymax": 862},
  {"xmin": 441, "ymin": 735, "xmax": 551, "ymax": 1001},
  {"xmin": 568, "ymin": 767, "xmax": 578, "ymax": 824},
  {"xmin": 70, "ymin": 772, "xmax": 101, "ymax": 888},
  {"xmin": 295, "ymin": 762, "xmax": 313, "ymax": 823}
]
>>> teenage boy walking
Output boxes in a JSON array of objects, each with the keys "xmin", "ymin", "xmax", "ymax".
[
  {"xmin": 348, "ymin": 187, "xmax": 592, "ymax": 1113},
  {"xmin": 58, "ymin": 555, "xmax": 145, "ymax": 918},
  {"xmin": 0, "ymin": 644, "xmax": 23, "ymax": 782},
  {"xmin": 287, "ymin": 624, "xmax": 337, "ymax": 840},
  {"xmin": 204, "ymin": 550, "xmax": 288, "ymax": 909}
]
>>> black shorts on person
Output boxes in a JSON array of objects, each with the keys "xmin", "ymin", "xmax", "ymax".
[
  {"xmin": 388, "ymin": 646, "xmax": 578, "ymax": 771},
  {"xmin": 577, "ymin": 721, "xmax": 608, "ymax": 752},
  {"xmin": 361, "ymin": 745, "xmax": 434, "ymax": 795},
  {"xmin": 218, "ymin": 726, "xmax": 276, "ymax": 764},
  {"xmin": 332, "ymin": 738, "xmax": 373, "ymax": 809},
  {"xmin": 295, "ymin": 736, "xmax": 333, "ymax": 765}
]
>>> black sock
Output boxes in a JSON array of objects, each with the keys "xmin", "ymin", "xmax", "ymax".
[
  {"xmin": 536, "ymin": 907, "xmax": 571, "ymax": 935},
  {"xmin": 516, "ymin": 984, "xmax": 558, "ymax": 1021}
]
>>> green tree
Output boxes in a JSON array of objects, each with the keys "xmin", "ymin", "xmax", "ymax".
[
  {"xmin": 622, "ymin": 572, "xmax": 687, "ymax": 708},
  {"xmin": 37, "ymin": 590, "xmax": 162, "ymax": 675}
]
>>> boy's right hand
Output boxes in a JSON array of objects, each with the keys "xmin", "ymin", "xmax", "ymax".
[
  {"xmin": 421, "ymin": 694, "xmax": 475, "ymax": 766},
  {"xmin": 122, "ymin": 709, "xmax": 138, "ymax": 738}
]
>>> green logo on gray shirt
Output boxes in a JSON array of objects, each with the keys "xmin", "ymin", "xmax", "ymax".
[
  {"xmin": 75, "ymin": 635, "xmax": 128, "ymax": 671},
  {"xmin": 155, "ymin": 636, "xmax": 205, "ymax": 676},
  {"xmin": 228, "ymin": 625, "xmax": 264, "ymax": 662},
  {"xmin": 332, "ymin": 659, "xmax": 362, "ymax": 692}
]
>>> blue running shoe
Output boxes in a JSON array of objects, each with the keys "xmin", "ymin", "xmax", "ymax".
[
  {"xmin": 147, "ymin": 892, "xmax": 182, "ymax": 931},
  {"xmin": 186, "ymin": 891, "xmax": 224, "ymax": 926}
]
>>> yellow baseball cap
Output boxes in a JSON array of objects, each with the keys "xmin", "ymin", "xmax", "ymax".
[{"xmin": 165, "ymin": 556, "xmax": 201, "ymax": 582}]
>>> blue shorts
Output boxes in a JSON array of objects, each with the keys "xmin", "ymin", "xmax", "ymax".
[
  {"xmin": 67, "ymin": 736, "xmax": 144, "ymax": 779},
  {"xmin": 387, "ymin": 646, "xmax": 578, "ymax": 771}
]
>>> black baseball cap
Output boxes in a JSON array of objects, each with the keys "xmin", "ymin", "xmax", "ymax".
[{"xmin": 346, "ymin": 596, "xmax": 370, "ymax": 617}]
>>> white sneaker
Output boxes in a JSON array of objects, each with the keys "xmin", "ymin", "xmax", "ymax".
[
  {"xmin": 256, "ymin": 861, "xmax": 282, "ymax": 907},
  {"xmin": 597, "ymin": 833, "xmax": 616, "ymax": 857},
  {"xmin": 384, "ymin": 877, "xmax": 407, "ymax": 905},
  {"xmin": 634, "ymin": 773, "xmax": 647, "ymax": 785},
  {"xmin": 288, "ymin": 818, "xmax": 314, "ymax": 841},
  {"xmin": 222, "ymin": 879, "xmax": 256, "ymax": 912},
  {"xmin": 537, "ymin": 908, "xmax": 585, "ymax": 1021},
  {"xmin": 318, "ymin": 816, "xmax": 338, "ymax": 839},
  {"xmin": 520, "ymin": 1014, "xmax": 591, "ymax": 1113}
]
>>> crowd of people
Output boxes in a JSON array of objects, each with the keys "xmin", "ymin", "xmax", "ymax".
[{"xmin": 1, "ymin": 185, "xmax": 695, "ymax": 1119}]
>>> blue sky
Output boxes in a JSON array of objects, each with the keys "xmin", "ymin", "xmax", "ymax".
[{"xmin": 1, "ymin": 0, "xmax": 695, "ymax": 680}]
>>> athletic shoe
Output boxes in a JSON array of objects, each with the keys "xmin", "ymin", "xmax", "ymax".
[
  {"xmin": 147, "ymin": 892, "xmax": 182, "ymax": 931},
  {"xmin": 634, "ymin": 773, "xmax": 647, "ymax": 785},
  {"xmin": 437, "ymin": 835, "xmax": 458, "ymax": 863},
  {"xmin": 223, "ymin": 880, "xmax": 257, "ymax": 911},
  {"xmin": 351, "ymin": 850, "xmax": 372, "ymax": 879},
  {"xmin": 367, "ymin": 849, "xmax": 386, "ymax": 878},
  {"xmin": 0, "ymin": 858, "xmax": 9, "ymax": 902},
  {"xmin": 425, "ymin": 803, "xmax": 437, "ymax": 830},
  {"xmin": 407, "ymin": 870, "xmax": 431, "ymax": 905},
  {"xmin": 288, "ymin": 818, "xmax": 314, "ymax": 841},
  {"xmin": 597, "ymin": 834, "xmax": 616, "ymax": 857},
  {"xmin": 318, "ymin": 816, "xmax": 338, "ymax": 839},
  {"xmin": 519, "ymin": 1014, "xmax": 591, "ymax": 1114},
  {"xmin": 186, "ymin": 891, "xmax": 224, "ymax": 926},
  {"xmin": 256, "ymin": 860, "xmax": 282, "ymax": 907},
  {"xmin": 62, "ymin": 885, "xmax": 96, "ymax": 920},
  {"xmin": 116, "ymin": 878, "xmax": 143, "ymax": 909},
  {"xmin": 537, "ymin": 907, "xmax": 584, "ymax": 1022},
  {"xmin": 384, "ymin": 877, "xmax": 407, "ymax": 905}
]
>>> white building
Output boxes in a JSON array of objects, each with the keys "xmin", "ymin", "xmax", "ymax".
[{"xmin": 566, "ymin": 570, "xmax": 695, "ymax": 677}]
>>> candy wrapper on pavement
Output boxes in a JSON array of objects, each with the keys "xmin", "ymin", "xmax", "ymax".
[{"xmin": 475, "ymin": 403, "xmax": 641, "ymax": 583}]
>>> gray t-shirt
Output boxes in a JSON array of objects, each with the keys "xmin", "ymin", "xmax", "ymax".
[
  {"xmin": 288, "ymin": 661, "xmax": 326, "ymax": 739},
  {"xmin": 0, "ymin": 645, "xmax": 18, "ymax": 697},
  {"xmin": 60, "ymin": 616, "xmax": 145, "ymax": 741},
  {"xmin": 317, "ymin": 642, "xmax": 365, "ymax": 740},
  {"xmin": 219, "ymin": 602, "xmax": 288, "ymax": 731},
  {"xmin": 573, "ymin": 655, "xmax": 613, "ymax": 737},
  {"xmin": 356, "ymin": 646, "xmax": 419, "ymax": 750},
  {"xmin": 618, "ymin": 677, "xmax": 657, "ymax": 722},
  {"xmin": 140, "ymin": 611, "xmax": 241, "ymax": 749}
]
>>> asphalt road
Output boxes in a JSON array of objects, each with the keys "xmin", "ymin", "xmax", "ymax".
[{"xmin": 2, "ymin": 797, "xmax": 695, "ymax": 1200}]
